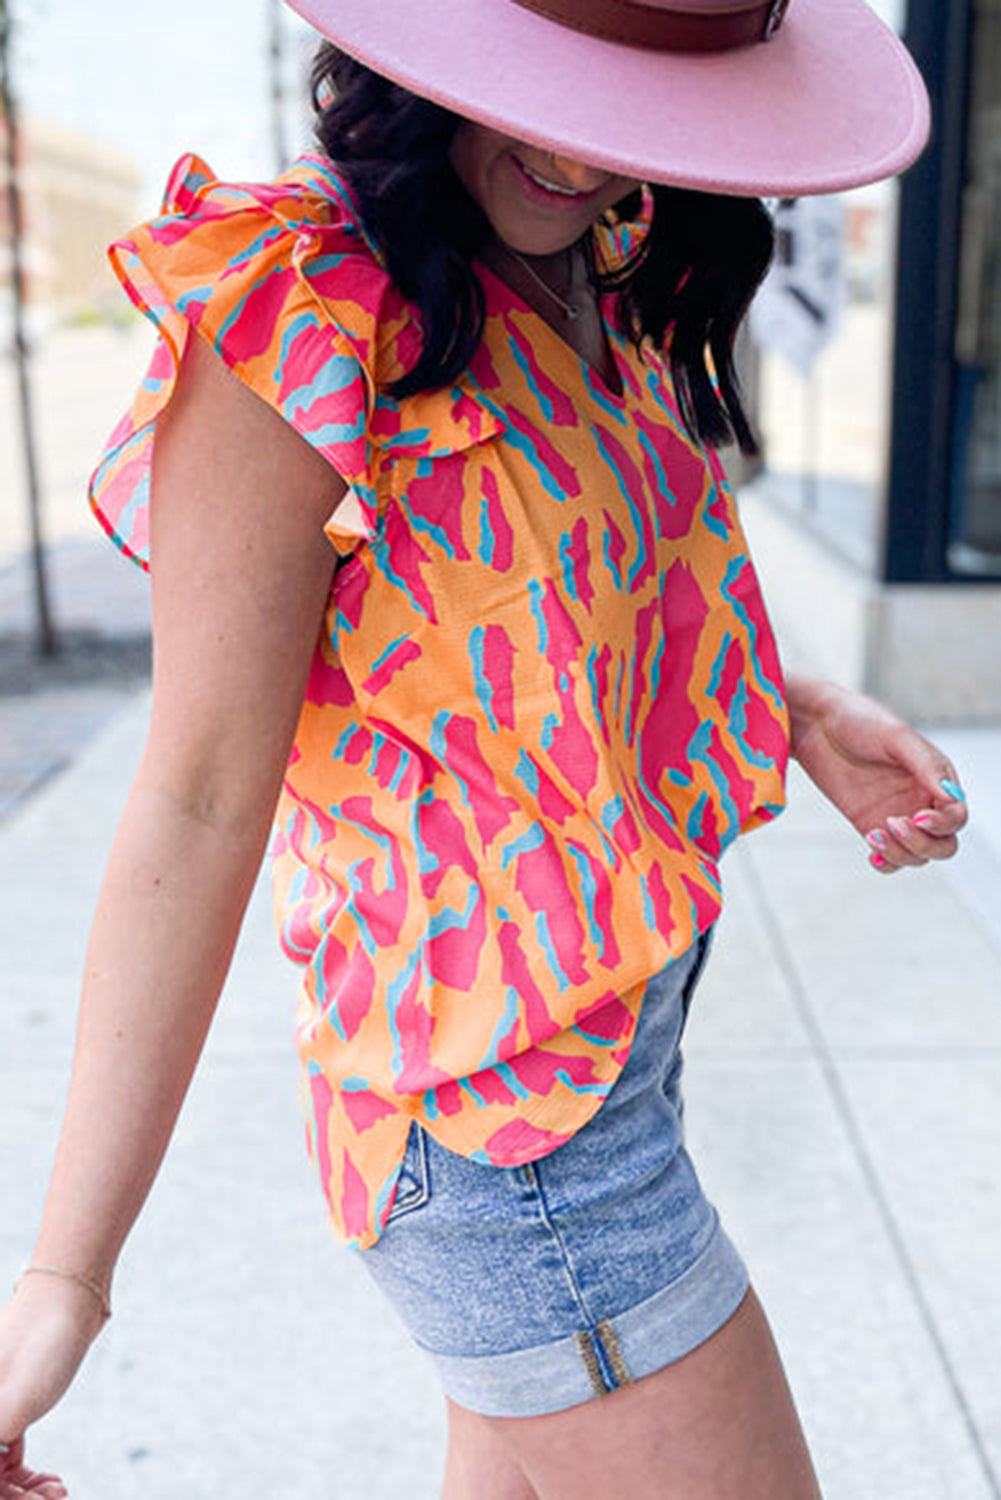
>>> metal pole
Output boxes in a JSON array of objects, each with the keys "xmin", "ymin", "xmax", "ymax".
[
  {"xmin": 268, "ymin": 0, "xmax": 289, "ymax": 175},
  {"xmin": 1, "ymin": 0, "xmax": 57, "ymax": 657}
]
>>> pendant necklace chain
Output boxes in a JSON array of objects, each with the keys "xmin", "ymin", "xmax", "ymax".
[{"xmin": 504, "ymin": 244, "xmax": 583, "ymax": 321}]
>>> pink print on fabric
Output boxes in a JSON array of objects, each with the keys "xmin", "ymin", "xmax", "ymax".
[
  {"xmin": 484, "ymin": 1119, "xmax": 575, "ymax": 1166},
  {"xmin": 342, "ymin": 1087, "xmax": 398, "ymax": 1135}
]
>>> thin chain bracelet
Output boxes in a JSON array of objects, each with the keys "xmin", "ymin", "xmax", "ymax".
[{"xmin": 17, "ymin": 1265, "xmax": 112, "ymax": 1321}]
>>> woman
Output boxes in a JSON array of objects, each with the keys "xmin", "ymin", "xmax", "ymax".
[{"xmin": 0, "ymin": 2, "xmax": 967, "ymax": 1496}]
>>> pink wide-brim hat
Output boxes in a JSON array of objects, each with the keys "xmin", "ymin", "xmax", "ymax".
[{"xmin": 284, "ymin": 0, "xmax": 930, "ymax": 197}]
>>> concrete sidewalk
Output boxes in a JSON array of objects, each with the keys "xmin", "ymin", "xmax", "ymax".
[{"xmin": 2, "ymin": 564, "xmax": 1001, "ymax": 1499}]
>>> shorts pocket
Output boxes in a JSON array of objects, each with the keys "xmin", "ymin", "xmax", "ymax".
[{"xmin": 384, "ymin": 1121, "xmax": 431, "ymax": 1225}]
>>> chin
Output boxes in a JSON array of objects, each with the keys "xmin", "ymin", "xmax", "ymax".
[
  {"xmin": 489, "ymin": 204, "xmax": 590, "ymax": 256},
  {"xmin": 500, "ymin": 231, "xmax": 584, "ymax": 256}
]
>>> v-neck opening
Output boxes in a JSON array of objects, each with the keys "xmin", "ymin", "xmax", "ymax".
[{"xmin": 477, "ymin": 261, "xmax": 628, "ymax": 405}]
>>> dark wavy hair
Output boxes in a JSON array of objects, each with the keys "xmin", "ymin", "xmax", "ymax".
[{"xmin": 311, "ymin": 45, "xmax": 774, "ymax": 454}]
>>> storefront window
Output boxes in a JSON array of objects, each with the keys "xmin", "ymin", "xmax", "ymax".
[
  {"xmin": 949, "ymin": 0, "xmax": 1001, "ymax": 575},
  {"xmin": 748, "ymin": 0, "xmax": 906, "ymax": 576}
]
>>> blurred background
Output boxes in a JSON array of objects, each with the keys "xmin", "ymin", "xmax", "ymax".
[
  {"xmin": 740, "ymin": 0, "xmax": 1001, "ymax": 726},
  {"xmin": 2, "ymin": 4, "xmax": 1001, "ymax": 1497},
  {"xmin": 0, "ymin": 0, "xmax": 316, "ymax": 810}
]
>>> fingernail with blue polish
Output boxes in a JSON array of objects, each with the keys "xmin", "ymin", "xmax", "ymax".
[{"xmin": 940, "ymin": 778, "xmax": 966, "ymax": 803}]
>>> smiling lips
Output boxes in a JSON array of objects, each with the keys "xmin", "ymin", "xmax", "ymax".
[
  {"xmin": 520, "ymin": 159, "xmax": 586, "ymax": 196},
  {"xmin": 511, "ymin": 153, "xmax": 602, "ymax": 206}
]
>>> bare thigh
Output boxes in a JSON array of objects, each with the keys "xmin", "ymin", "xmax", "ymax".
[
  {"xmin": 442, "ymin": 1403, "xmax": 540, "ymax": 1500},
  {"xmin": 444, "ymin": 1289, "xmax": 822, "ymax": 1500}
]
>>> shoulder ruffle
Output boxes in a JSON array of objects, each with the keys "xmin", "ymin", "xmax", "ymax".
[{"xmin": 89, "ymin": 153, "xmax": 503, "ymax": 567}]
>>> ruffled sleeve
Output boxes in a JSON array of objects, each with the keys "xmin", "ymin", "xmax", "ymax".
[{"xmin": 88, "ymin": 153, "xmax": 434, "ymax": 567}]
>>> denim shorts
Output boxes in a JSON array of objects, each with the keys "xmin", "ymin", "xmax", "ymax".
[{"xmin": 359, "ymin": 931, "xmax": 748, "ymax": 1418}]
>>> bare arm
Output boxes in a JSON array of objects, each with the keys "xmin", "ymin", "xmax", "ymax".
[{"xmin": 0, "ymin": 334, "xmax": 347, "ymax": 1448}]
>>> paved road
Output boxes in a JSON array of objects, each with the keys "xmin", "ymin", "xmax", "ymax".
[{"xmin": 1, "ymin": 323, "xmax": 154, "ymax": 820}]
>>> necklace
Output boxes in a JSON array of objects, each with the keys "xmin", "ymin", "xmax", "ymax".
[{"xmin": 503, "ymin": 244, "xmax": 583, "ymax": 321}]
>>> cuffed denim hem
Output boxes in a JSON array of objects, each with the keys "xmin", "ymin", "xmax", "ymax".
[{"xmin": 431, "ymin": 1214, "xmax": 749, "ymax": 1418}]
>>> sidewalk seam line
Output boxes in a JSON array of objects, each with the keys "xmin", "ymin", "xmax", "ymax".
[{"xmin": 742, "ymin": 841, "xmax": 1001, "ymax": 1500}]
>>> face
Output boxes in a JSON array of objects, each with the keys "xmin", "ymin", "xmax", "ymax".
[{"xmin": 450, "ymin": 122, "xmax": 640, "ymax": 257}]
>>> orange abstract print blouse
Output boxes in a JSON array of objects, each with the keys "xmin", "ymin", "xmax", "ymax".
[{"xmin": 91, "ymin": 154, "xmax": 789, "ymax": 1250}]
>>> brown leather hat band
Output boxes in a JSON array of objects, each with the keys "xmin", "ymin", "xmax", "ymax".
[{"xmin": 511, "ymin": 0, "xmax": 790, "ymax": 52}]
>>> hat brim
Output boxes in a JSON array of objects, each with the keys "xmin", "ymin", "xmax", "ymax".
[{"xmin": 285, "ymin": 0, "xmax": 930, "ymax": 197}]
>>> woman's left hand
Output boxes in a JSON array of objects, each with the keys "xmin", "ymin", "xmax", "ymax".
[
  {"xmin": 785, "ymin": 675, "xmax": 968, "ymax": 874},
  {"xmin": 0, "ymin": 1440, "xmax": 67, "ymax": 1498}
]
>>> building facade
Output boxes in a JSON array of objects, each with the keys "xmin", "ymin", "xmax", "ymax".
[
  {"xmin": 743, "ymin": 0, "xmax": 1001, "ymax": 722},
  {"xmin": 1, "ymin": 112, "xmax": 140, "ymax": 312}
]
